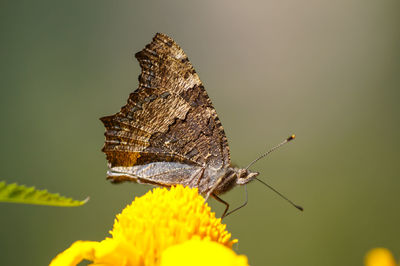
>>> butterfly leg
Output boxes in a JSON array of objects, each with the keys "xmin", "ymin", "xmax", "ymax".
[
  {"xmin": 213, "ymin": 185, "xmax": 249, "ymax": 219},
  {"xmin": 212, "ymin": 194, "xmax": 230, "ymax": 219},
  {"xmin": 204, "ymin": 174, "xmax": 225, "ymax": 201},
  {"xmin": 188, "ymin": 167, "xmax": 205, "ymax": 188}
]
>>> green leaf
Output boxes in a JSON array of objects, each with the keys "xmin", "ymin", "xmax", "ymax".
[{"xmin": 0, "ymin": 181, "xmax": 88, "ymax": 207}]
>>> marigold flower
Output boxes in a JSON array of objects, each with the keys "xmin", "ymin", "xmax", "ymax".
[
  {"xmin": 50, "ymin": 185, "xmax": 246, "ymax": 266},
  {"xmin": 365, "ymin": 248, "xmax": 397, "ymax": 266}
]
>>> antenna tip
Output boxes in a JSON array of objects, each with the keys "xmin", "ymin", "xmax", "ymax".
[
  {"xmin": 287, "ymin": 134, "xmax": 296, "ymax": 141},
  {"xmin": 295, "ymin": 204, "xmax": 304, "ymax": 211}
]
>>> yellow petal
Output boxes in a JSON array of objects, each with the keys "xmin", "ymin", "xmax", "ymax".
[
  {"xmin": 365, "ymin": 248, "xmax": 396, "ymax": 266},
  {"xmin": 50, "ymin": 241, "xmax": 99, "ymax": 266},
  {"xmin": 160, "ymin": 238, "xmax": 249, "ymax": 266}
]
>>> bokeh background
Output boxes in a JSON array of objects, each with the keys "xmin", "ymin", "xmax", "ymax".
[{"xmin": 1, "ymin": 1, "xmax": 399, "ymax": 265}]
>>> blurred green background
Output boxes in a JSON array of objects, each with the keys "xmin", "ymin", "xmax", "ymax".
[{"xmin": 1, "ymin": 1, "xmax": 399, "ymax": 265}]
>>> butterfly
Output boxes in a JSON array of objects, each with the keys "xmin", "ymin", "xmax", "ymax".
[{"xmin": 100, "ymin": 33, "xmax": 299, "ymax": 217}]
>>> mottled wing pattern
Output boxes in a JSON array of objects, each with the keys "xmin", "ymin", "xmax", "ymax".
[{"xmin": 100, "ymin": 33, "xmax": 231, "ymax": 184}]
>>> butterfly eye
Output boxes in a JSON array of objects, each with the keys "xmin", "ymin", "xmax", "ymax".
[{"xmin": 239, "ymin": 169, "xmax": 247, "ymax": 178}]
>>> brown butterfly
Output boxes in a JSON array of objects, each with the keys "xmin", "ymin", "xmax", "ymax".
[{"xmin": 100, "ymin": 33, "xmax": 300, "ymax": 217}]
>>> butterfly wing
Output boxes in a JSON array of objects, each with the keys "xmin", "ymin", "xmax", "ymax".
[{"xmin": 100, "ymin": 33, "xmax": 231, "ymax": 186}]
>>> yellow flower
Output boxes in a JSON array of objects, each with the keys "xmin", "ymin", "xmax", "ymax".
[
  {"xmin": 50, "ymin": 185, "xmax": 246, "ymax": 266},
  {"xmin": 365, "ymin": 248, "xmax": 397, "ymax": 266}
]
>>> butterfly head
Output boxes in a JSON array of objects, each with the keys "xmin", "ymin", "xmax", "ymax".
[
  {"xmin": 235, "ymin": 168, "xmax": 259, "ymax": 185},
  {"xmin": 213, "ymin": 167, "xmax": 259, "ymax": 195}
]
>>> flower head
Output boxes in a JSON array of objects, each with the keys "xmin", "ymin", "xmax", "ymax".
[
  {"xmin": 365, "ymin": 248, "xmax": 397, "ymax": 266},
  {"xmin": 50, "ymin": 185, "xmax": 245, "ymax": 266}
]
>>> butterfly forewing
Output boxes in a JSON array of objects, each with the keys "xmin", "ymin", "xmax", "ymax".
[{"xmin": 100, "ymin": 33, "xmax": 231, "ymax": 186}]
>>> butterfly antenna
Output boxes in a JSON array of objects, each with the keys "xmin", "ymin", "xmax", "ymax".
[
  {"xmin": 245, "ymin": 134, "xmax": 296, "ymax": 170},
  {"xmin": 255, "ymin": 177, "xmax": 303, "ymax": 211}
]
